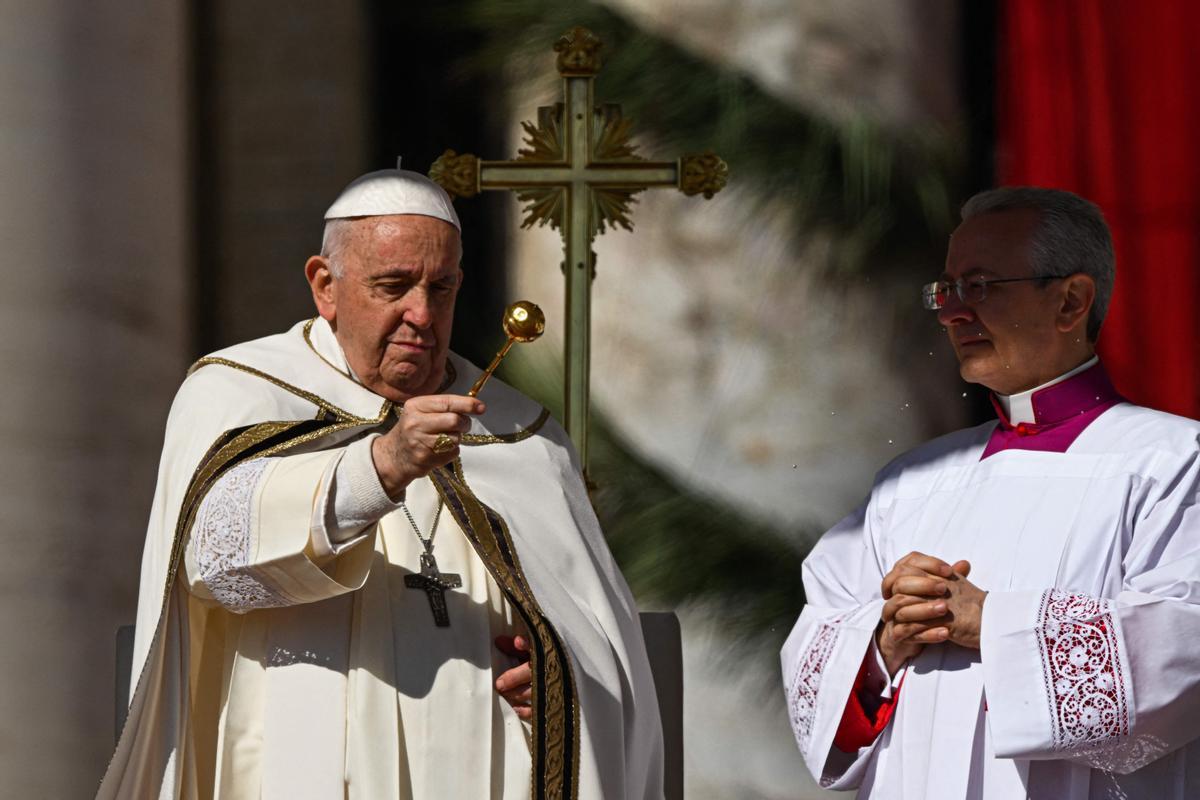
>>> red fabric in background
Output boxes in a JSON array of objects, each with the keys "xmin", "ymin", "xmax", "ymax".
[{"xmin": 997, "ymin": 1, "xmax": 1200, "ymax": 418}]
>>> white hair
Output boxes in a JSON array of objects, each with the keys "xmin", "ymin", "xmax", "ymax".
[
  {"xmin": 320, "ymin": 218, "xmax": 356, "ymax": 278},
  {"xmin": 320, "ymin": 216, "xmax": 463, "ymax": 278},
  {"xmin": 961, "ymin": 186, "xmax": 1115, "ymax": 341}
]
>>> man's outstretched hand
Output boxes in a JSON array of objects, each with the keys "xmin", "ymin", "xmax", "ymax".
[
  {"xmin": 371, "ymin": 394, "xmax": 486, "ymax": 499},
  {"xmin": 877, "ymin": 551, "xmax": 987, "ymax": 675}
]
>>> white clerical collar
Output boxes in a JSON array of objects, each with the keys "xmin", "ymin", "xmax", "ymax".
[
  {"xmin": 308, "ymin": 316, "xmax": 365, "ymax": 384},
  {"xmin": 997, "ymin": 355, "xmax": 1099, "ymax": 425}
]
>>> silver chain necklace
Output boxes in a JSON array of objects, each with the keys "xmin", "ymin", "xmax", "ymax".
[
  {"xmin": 399, "ymin": 497, "xmax": 443, "ymax": 554},
  {"xmin": 399, "ymin": 496, "xmax": 462, "ymax": 627}
]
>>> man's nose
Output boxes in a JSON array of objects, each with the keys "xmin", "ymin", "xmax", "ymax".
[
  {"xmin": 403, "ymin": 291, "xmax": 434, "ymax": 328},
  {"xmin": 936, "ymin": 292, "xmax": 975, "ymax": 327}
]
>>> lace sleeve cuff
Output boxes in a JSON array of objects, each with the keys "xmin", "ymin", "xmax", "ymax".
[
  {"xmin": 191, "ymin": 457, "xmax": 290, "ymax": 611},
  {"xmin": 982, "ymin": 589, "xmax": 1131, "ymax": 759},
  {"xmin": 188, "ymin": 450, "xmax": 377, "ymax": 611}
]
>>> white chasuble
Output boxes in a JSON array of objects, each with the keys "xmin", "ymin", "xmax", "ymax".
[
  {"xmin": 782, "ymin": 404, "xmax": 1200, "ymax": 799},
  {"xmin": 184, "ymin": 459, "xmax": 532, "ymax": 799},
  {"xmin": 99, "ymin": 318, "xmax": 664, "ymax": 800}
]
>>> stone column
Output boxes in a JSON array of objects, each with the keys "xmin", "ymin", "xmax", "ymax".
[
  {"xmin": 196, "ymin": 0, "xmax": 372, "ymax": 351},
  {"xmin": 0, "ymin": 2, "xmax": 189, "ymax": 794}
]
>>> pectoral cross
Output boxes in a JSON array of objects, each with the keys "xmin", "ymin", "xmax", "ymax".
[
  {"xmin": 404, "ymin": 552, "xmax": 462, "ymax": 627},
  {"xmin": 430, "ymin": 25, "xmax": 727, "ymax": 474}
]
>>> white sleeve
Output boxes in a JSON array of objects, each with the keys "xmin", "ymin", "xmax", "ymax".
[
  {"xmin": 981, "ymin": 448, "xmax": 1200, "ymax": 774},
  {"xmin": 312, "ymin": 434, "xmax": 401, "ymax": 553},
  {"xmin": 780, "ymin": 490, "xmax": 890, "ymax": 790}
]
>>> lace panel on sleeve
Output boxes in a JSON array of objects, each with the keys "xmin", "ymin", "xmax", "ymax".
[
  {"xmin": 787, "ymin": 619, "xmax": 841, "ymax": 756},
  {"xmin": 191, "ymin": 457, "xmax": 290, "ymax": 612},
  {"xmin": 1037, "ymin": 589, "xmax": 1130, "ymax": 750}
]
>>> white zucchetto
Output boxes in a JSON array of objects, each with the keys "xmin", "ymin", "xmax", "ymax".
[{"xmin": 324, "ymin": 161, "xmax": 461, "ymax": 230}]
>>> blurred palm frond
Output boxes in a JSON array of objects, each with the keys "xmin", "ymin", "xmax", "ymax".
[
  {"xmin": 443, "ymin": 0, "xmax": 964, "ymax": 275},
  {"xmin": 503, "ymin": 352, "xmax": 811, "ymax": 646}
]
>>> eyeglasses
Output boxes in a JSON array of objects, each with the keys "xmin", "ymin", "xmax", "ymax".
[{"xmin": 921, "ymin": 275, "xmax": 1070, "ymax": 310}]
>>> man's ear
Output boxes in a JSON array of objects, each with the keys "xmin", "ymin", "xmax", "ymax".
[
  {"xmin": 305, "ymin": 256, "xmax": 337, "ymax": 323},
  {"xmin": 1056, "ymin": 273, "xmax": 1095, "ymax": 336}
]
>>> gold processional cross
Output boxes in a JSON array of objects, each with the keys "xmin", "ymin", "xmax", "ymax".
[{"xmin": 430, "ymin": 26, "xmax": 727, "ymax": 471}]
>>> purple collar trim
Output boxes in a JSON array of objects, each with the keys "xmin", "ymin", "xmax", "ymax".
[{"xmin": 981, "ymin": 362, "xmax": 1124, "ymax": 460}]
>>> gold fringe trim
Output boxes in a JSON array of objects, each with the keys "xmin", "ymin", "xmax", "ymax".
[
  {"xmin": 462, "ymin": 408, "xmax": 551, "ymax": 446},
  {"xmin": 190, "ymin": 356, "xmax": 393, "ymax": 425},
  {"xmin": 301, "ymin": 318, "xmax": 353, "ymax": 381}
]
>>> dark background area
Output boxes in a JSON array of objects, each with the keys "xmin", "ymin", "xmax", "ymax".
[{"xmin": 189, "ymin": 1, "xmax": 511, "ymax": 366}]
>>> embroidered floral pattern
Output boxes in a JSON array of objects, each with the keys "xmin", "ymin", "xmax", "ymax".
[
  {"xmin": 192, "ymin": 458, "xmax": 289, "ymax": 611},
  {"xmin": 1036, "ymin": 589, "xmax": 1129, "ymax": 750},
  {"xmin": 787, "ymin": 620, "xmax": 841, "ymax": 755}
]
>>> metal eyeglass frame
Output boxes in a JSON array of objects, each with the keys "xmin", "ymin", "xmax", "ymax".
[{"xmin": 921, "ymin": 275, "xmax": 1070, "ymax": 310}]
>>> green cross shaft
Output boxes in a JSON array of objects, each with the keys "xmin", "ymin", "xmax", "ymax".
[{"xmin": 431, "ymin": 26, "xmax": 727, "ymax": 473}]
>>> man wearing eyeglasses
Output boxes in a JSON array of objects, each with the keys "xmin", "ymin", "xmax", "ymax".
[{"xmin": 782, "ymin": 186, "xmax": 1200, "ymax": 798}]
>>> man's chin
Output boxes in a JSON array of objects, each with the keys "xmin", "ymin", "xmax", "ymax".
[
  {"xmin": 956, "ymin": 352, "xmax": 994, "ymax": 387},
  {"xmin": 959, "ymin": 356, "xmax": 1020, "ymax": 395},
  {"xmin": 379, "ymin": 359, "xmax": 443, "ymax": 399}
]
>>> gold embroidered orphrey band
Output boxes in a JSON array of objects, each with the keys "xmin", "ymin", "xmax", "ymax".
[
  {"xmin": 431, "ymin": 460, "xmax": 581, "ymax": 799},
  {"xmin": 190, "ymin": 355, "xmax": 394, "ymax": 426}
]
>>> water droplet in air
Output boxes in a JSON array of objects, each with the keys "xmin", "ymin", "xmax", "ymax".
[
  {"xmin": 888, "ymin": 439, "xmax": 894, "ymax": 444},
  {"xmin": 791, "ymin": 464, "xmax": 797, "ymax": 469},
  {"xmin": 962, "ymin": 392, "xmax": 968, "ymax": 397}
]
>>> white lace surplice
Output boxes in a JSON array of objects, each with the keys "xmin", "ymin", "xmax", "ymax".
[{"xmin": 781, "ymin": 403, "xmax": 1200, "ymax": 800}]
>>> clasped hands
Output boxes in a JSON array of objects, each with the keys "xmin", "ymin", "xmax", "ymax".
[{"xmin": 877, "ymin": 551, "xmax": 988, "ymax": 676}]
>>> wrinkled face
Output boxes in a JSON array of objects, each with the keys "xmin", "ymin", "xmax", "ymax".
[
  {"xmin": 313, "ymin": 215, "xmax": 462, "ymax": 402},
  {"xmin": 938, "ymin": 209, "xmax": 1068, "ymax": 395}
]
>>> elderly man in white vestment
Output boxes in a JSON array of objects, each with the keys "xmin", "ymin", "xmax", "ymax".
[
  {"xmin": 99, "ymin": 168, "xmax": 664, "ymax": 799},
  {"xmin": 781, "ymin": 186, "xmax": 1200, "ymax": 799}
]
